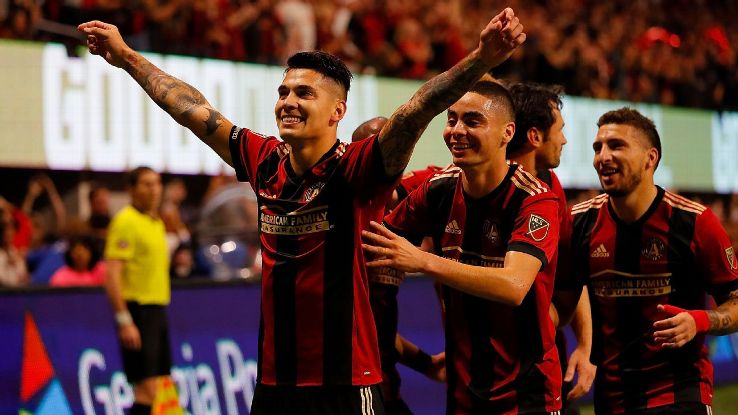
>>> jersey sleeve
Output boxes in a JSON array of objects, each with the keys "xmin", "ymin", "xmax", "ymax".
[
  {"xmin": 341, "ymin": 134, "xmax": 401, "ymax": 198},
  {"xmin": 693, "ymin": 208, "xmax": 738, "ymax": 304},
  {"xmin": 228, "ymin": 126, "xmax": 281, "ymax": 184},
  {"xmin": 384, "ymin": 178, "xmax": 433, "ymax": 246},
  {"xmin": 105, "ymin": 212, "xmax": 135, "ymax": 261},
  {"xmin": 507, "ymin": 192, "xmax": 560, "ymax": 270}
]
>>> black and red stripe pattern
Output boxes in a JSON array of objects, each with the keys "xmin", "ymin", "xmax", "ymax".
[
  {"xmin": 230, "ymin": 128, "xmax": 397, "ymax": 386},
  {"xmin": 569, "ymin": 187, "xmax": 738, "ymax": 414},
  {"xmin": 386, "ymin": 164, "xmax": 562, "ymax": 414}
]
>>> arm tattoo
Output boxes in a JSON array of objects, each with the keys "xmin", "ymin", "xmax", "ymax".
[
  {"xmin": 123, "ymin": 51, "xmax": 222, "ymax": 138},
  {"xmin": 380, "ymin": 52, "xmax": 490, "ymax": 176},
  {"xmin": 707, "ymin": 297, "xmax": 738, "ymax": 336}
]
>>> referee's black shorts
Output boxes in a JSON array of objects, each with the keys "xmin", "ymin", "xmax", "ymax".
[
  {"xmin": 250, "ymin": 383, "xmax": 386, "ymax": 415},
  {"xmin": 121, "ymin": 302, "xmax": 172, "ymax": 383}
]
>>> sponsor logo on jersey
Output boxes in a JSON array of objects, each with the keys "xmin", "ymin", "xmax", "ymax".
[
  {"xmin": 260, "ymin": 206, "xmax": 330, "ymax": 235},
  {"xmin": 591, "ymin": 243, "xmax": 610, "ymax": 258},
  {"xmin": 445, "ymin": 220, "xmax": 462, "ymax": 234}
]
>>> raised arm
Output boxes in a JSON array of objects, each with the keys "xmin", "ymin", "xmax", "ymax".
[
  {"xmin": 78, "ymin": 21, "xmax": 234, "ymax": 166},
  {"xmin": 362, "ymin": 221, "xmax": 539, "ymax": 306},
  {"xmin": 377, "ymin": 7, "xmax": 526, "ymax": 176}
]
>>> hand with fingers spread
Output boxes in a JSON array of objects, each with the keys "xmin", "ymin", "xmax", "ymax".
[
  {"xmin": 564, "ymin": 346, "xmax": 596, "ymax": 401},
  {"xmin": 362, "ymin": 221, "xmax": 428, "ymax": 274},
  {"xmin": 652, "ymin": 304, "xmax": 708, "ymax": 349},
  {"xmin": 77, "ymin": 21, "xmax": 132, "ymax": 68},
  {"xmin": 478, "ymin": 7, "xmax": 527, "ymax": 69}
]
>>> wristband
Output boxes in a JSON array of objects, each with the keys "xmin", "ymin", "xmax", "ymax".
[
  {"xmin": 406, "ymin": 349, "xmax": 433, "ymax": 374},
  {"xmin": 115, "ymin": 310, "xmax": 133, "ymax": 326},
  {"xmin": 660, "ymin": 304, "xmax": 710, "ymax": 333}
]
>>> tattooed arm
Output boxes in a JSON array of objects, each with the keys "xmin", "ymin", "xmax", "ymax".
[
  {"xmin": 707, "ymin": 292, "xmax": 738, "ymax": 335},
  {"xmin": 377, "ymin": 8, "xmax": 526, "ymax": 176},
  {"xmin": 78, "ymin": 21, "xmax": 234, "ymax": 166}
]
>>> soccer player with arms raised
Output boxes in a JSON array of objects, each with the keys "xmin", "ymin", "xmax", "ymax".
[{"xmin": 79, "ymin": 8, "xmax": 525, "ymax": 414}]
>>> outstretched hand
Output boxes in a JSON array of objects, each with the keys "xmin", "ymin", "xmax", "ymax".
[
  {"xmin": 478, "ymin": 7, "xmax": 527, "ymax": 68},
  {"xmin": 78, "ymin": 21, "xmax": 131, "ymax": 68},
  {"xmin": 652, "ymin": 304, "xmax": 699, "ymax": 349},
  {"xmin": 361, "ymin": 221, "xmax": 427, "ymax": 273}
]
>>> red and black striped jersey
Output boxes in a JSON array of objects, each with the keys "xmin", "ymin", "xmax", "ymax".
[
  {"xmin": 568, "ymin": 187, "xmax": 738, "ymax": 414},
  {"xmin": 395, "ymin": 165, "xmax": 445, "ymax": 203},
  {"xmin": 230, "ymin": 128, "xmax": 397, "ymax": 387},
  {"xmin": 385, "ymin": 164, "xmax": 562, "ymax": 414}
]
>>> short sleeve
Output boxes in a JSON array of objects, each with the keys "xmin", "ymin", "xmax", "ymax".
[
  {"xmin": 105, "ymin": 213, "xmax": 135, "ymax": 261},
  {"xmin": 228, "ymin": 126, "xmax": 281, "ymax": 183},
  {"xmin": 507, "ymin": 192, "xmax": 560, "ymax": 270},
  {"xmin": 694, "ymin": 208, "xmax": 738, "ymax": 304}
]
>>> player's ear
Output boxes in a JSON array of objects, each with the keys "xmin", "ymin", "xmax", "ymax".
[
  {"xmin": 502, "ymin": 122, "xmax": 515, "ymax": 146},
  {"xmin": 645, "ymin": 147, "xmax": 659, "ymax": 171},
  {"xmin": 527, "ymin": 127, "xmax": 543, "ymax": 149},
  {"xmin": 331, "ymin": 99, "xmax": 347, "ymax": 124}
]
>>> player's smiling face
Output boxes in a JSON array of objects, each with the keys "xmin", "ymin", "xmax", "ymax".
[
  {"xmin": 275, "ymin": 69, "xmax": 346, "ymax": 144},
  {"xmin": 443, "ymin": 92, "xmax": 512, "ymax": 168},
  {"xmin": 593, "ymin": 123, "xmax": 653, "ymax": 197}
]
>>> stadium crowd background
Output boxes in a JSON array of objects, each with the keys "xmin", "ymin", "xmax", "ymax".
[
  {"xmin": 0, "ymin": 0, "xmax": 737, "ymax": 110},
  {"xmin": 1, "ymin": 0, "xmax": 738, "ymax": 287}
]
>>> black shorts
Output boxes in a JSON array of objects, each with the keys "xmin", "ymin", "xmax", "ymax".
[
  {"xmin": 121, "ymin": 302, "xmax": 172, "ymax": 383},
  {"xmin": 595, "ymin": 402, "xmax": 711, "ymax": 415},
  {"xmin": 251, "ymin": 384, "xmax": 386, "ymax": 415}
]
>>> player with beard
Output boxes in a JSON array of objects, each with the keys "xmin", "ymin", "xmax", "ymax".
[
  {"xmin": 507, "ymin": 82, "xmax": 595, "ymax": 414},
  {"xmin": 558, "ymin": 108, "xmax": 738, "ymax": 414}
]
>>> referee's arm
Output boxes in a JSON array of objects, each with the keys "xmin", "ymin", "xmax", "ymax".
[{"xmin": 105, "ymin": 259, "xmax": 142, "ymax": 350}]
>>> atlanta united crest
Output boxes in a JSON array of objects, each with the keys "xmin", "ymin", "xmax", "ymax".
[
  {"xmin": 483, "ymin": 219, "xmax": 500, "ymax": 244},
  {"xmin": 642, "ymin": 238, "xmax": 665, "ymax": 261},
  {"xmin": 527, "ymin": 214, "xmax": 550, "ymax": 242},
  {"xmin": 726, "ymin": 247, "xmax": 737, "ymax": 270}
]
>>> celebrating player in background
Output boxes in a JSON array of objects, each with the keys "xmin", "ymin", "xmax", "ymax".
[
  {"xmin": 559, "ymin": 108, "xmax": 738, "ymax": 414},
  {"xmin": 79, "ymin": 8, "xmax": 525, "ymax": 415},
  {"xmin": 363, "ymin": 80, "xmax": 563, "ymax": 414},
  {"xmin": 353, "ymin": 117, "xmax": 446, "ymax": 414},
  {"xmin": 104, "ymin": 167, "xmax": 174, "ymax": 415},
  {"xmin": 508, "ymin": 82, "xmax": 595, "ymax": 414}
]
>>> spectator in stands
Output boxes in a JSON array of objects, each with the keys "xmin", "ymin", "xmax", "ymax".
[
  {"xmin": 50, "ymin": 235, "xmax": 106, "ymax": 286},
  {"xmin": 0, "ymin": 203, "xmax": 28, "ymax": 287}
]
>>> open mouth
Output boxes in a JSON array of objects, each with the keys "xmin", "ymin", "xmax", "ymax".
[{"xmin": 280, "ymin": 115, "xmax": 303, "ymax": 125}]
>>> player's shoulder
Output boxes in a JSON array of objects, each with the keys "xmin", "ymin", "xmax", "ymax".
[
  {"xmin": 662, "ymin": 190, "xmax": 707, "ymax": 215},
  {"xmin": 510, "ymin": 164, "xmax": 553, "ymax": 198},
  {"xmin": 571, "ymin": 193, "xmax": 609, "ymax": 216},
  {"xmin": 241, "ymin": 127, "xmax": 289, "ymax": 158}
]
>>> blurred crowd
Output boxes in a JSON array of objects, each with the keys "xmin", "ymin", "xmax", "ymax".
[
  {"xmin": 0, "ymin": 173, "xmax": 261, "ymax": 288},
  {"xmin": 1, "ymin": 0, "xmax": 736, "ymax": 110},
  {"xmin": 5, "ymin": 172, "xmax": 738, "ymax": 289}
]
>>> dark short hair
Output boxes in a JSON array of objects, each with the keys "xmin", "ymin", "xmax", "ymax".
[
  {"xmin": 127, "ymin": 166, "xmax": 156, "ymax": 187},
  {"xmin": 64, "ymin": 235, "xmax": 102, "ymax": 270},
  {"xmin": 468, "ymin": 80, "xmax": 515, "ymax": 123},
  {"xmin": 597, "ymin": 107, "xmax": 662, "ymax": 169},
  {"xmin": 508, "ymin": 82, "xmax": 564, "ymax": 156},
  {"xmin": 286, "ymin": 51, "xmax": 353, "ymax": 98}
]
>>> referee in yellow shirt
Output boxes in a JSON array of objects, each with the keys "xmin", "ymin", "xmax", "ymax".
[{"xmin": 104, "ymin": 166, "xmax": 172, "ymax": 415}]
